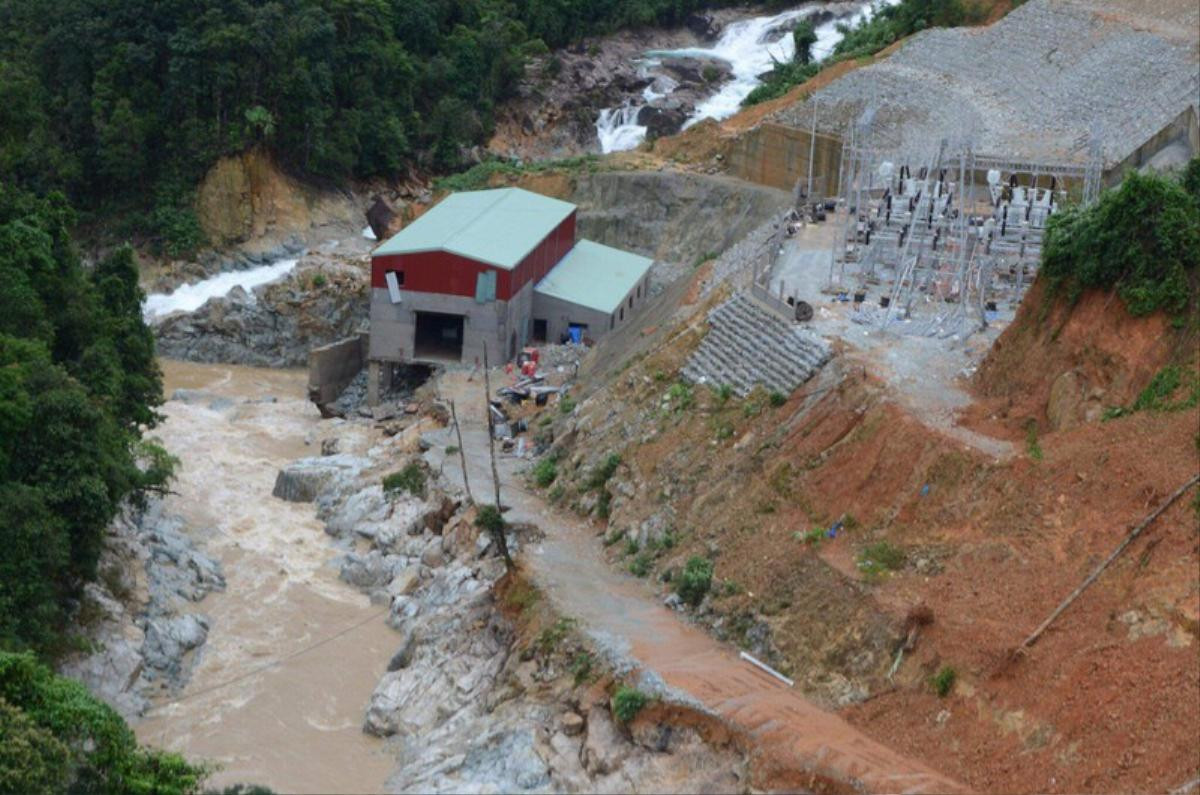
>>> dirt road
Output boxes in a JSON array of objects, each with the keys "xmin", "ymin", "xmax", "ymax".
[{"xmin": 428, "ymin": 369, "xmax": 962, "ymax": 794}]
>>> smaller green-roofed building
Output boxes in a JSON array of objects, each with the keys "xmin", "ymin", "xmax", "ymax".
[
  {"xmin": 366, "ymin": 187, "xmax": 656, "ymax": 403},
  {"xmin": 534, "ymin": 240, "xmax": 654, "ymax": 315}
]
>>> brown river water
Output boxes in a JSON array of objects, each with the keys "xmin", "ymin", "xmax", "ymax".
[{"xmin": 135, "ymin": 360, "xmax": 396, "ymax": 794}]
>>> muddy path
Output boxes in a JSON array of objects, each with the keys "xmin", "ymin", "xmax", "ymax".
[
  {"xmin": 135, "ymin": 361, "xmax": 395, "ymax": 794},
  {"xmin": 427, "ymin": 370, "xmax": 962, "ymax": 793}
]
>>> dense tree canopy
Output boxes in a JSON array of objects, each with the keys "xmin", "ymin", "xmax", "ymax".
[
  {"xmin": 0, "ymin": 185, "xmax": 168, "ymax": 657},
  {"xmin": 0, "ymin": 0, "xmax": 788, "ymax": 252},
  {"xmin": 0, "ymin": 652, "xmax": 205, "ymax": 793}
]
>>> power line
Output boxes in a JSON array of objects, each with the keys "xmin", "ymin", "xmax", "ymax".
[{"xmin": 146, "ymin": 604, "xmax": 390, "ymax": 714}]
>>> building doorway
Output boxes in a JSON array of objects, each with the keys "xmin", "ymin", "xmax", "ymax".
[
  {"xmin": 532, "ymin": 318, "xmax": 548, "ymax": 343},
  {"xmin": 414, "ymin": 311, "xmax": 464, "ymax": 361}
]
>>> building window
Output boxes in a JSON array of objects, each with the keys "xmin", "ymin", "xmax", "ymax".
[
  {"xmin": 628, "ymin": 295, "xmax": 633, "ymax": 309},
  {"xmin": 610, "ymin": 315, "xmax": 614, "ymax": 330},
  {"xmin": 637, "ymin": 284, "xmax": 641, "ymax": 299},
  {"xmin": 387, "ymin": 269, "xmax": 405, "ymax": 286},
  {"xmin": 619, "ymin": 307, "xmax": 624, "ymax": 322}
]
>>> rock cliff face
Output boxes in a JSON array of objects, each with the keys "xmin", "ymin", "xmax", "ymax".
[
  {"xmin": 58, "ymin": 502, "xmax": 225, "ymax": 719},
  {"xmin": 152, "ymin": 252, "xmax": 369, "ymax": 367},
  {"xmin": 569, "ymin": 171, "xmax": 791, "ymax": 280},
  {"xmin": 194, "ymin": 148, "xmax": 361, "ymax": 253}
]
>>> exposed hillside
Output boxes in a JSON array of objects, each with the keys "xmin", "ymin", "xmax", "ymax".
[{"xmin": 519, "ymin": 236, "xmax": 1199, "ymax": 793}]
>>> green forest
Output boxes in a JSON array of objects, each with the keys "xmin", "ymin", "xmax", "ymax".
[{"xmin": 0, "ymin": 0, "xmax": 791, "ymax": 255}]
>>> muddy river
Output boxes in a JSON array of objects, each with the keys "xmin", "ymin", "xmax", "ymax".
[{"xmin": 135, "ymin": 360, "xmax": 396, "ymax": 793}]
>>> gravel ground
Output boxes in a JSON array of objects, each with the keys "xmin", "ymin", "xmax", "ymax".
[{"xmin": 774, "ymin": 0, "xmax": 1200, "ymax": 165}]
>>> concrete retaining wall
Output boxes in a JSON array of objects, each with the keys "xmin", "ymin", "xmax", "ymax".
[
  {"xmin": 1105, "ymin": 104, "xmax": 1199, "ymax": 185},
  {"xmin": 308, "ymin": 334, "xmax": 368, "ymax": 405},
  {"xmin": 726, "ymin": 123, "xmax": 843, "ymax": 198}
]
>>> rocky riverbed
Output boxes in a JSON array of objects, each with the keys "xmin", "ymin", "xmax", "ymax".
[
  {"xmin": 277, "ymin": 419, "xmax": 751, "ymax": 793},
  {"xmin": 61, "ymin": 360, "xmax": 750, "ymax": 793}
]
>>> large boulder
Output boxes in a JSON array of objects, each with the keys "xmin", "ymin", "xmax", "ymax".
[
  {"xmin": 637, "ymin": 105, "xmax": 690, "ymax": 140},
  {"xmin": 581, "ymin": 706, "xmax": 629, "ymax": 775},
  {"xmin": 272, "ymin": 454, "xmax": 370, "ymax": 502}
]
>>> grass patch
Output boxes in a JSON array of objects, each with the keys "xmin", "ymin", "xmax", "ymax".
[
  {"xmin": 587, "ymin": 453, "xmax": 622, "ymax": 490},
  {"xmin": 795, "ymin": 527, "xmax": 825, "ymax": 546},
  {"xmin": 930, "ymin": 665, "xmax": 957, "ymax": 698},
  {"xmin": 1107, "ymin": 366, "xmax": 1200, "ymax": 420},
  {"xmin": 629, "ymin": 552, "xmax": 652, "ymax": 577},
  {"xmin": 445, "ymin": 445, "xmax": 459, "ymax": 455},
  {"xmin": 435, "ymin": 154, "xmax": 602, "ymax": 192},
  {"xmin": 611, "ymin": 685, "xmax": 649, "ymax": 724},
  {"xmin": 382, "ymin": 463, "xmax": 426, "ymax": 499},
  {"xmin": 559, "ymin": 395, "xmax": 576, "ymax": 414},
  {"xmin": 569, "ymin": 652, "xmax": 593, "ymax": 686},
  {"xmin": 857, "ymin": 541, "xmax": 906, "ymax": 577},
  {"xmin": 1024, "ymin": 420, "xmax": 1044, "ymax": 461},
  {"xmin": 768, "ymin": 391, "xmax": 787, "ymax": 408},
  {"xmin": 536, "ymin": 617, "xmax": 577, "ymax": 656},
  {"xmin": 596, "ymin": 490, "xmax": 612, "ymax": 520},
  {"xmin": 714, "ymin": 383, "xmax": 734, "ymax": 404},
  {"xmin": 666, "ymin": 382, "xmax": 695, "ymax": 412}
]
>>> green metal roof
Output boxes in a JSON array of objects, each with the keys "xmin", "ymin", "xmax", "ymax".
[
  {"xmin": 534, "ymin": 239, "xmax": 654, "ymax": 314},
  {"xmin": 373, "ymin": 187, "xmax": 576, "ymax": 270}
]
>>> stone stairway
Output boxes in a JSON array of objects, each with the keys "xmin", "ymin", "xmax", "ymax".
[{"xmin": 681, "ymin": 292, "xmax": 831, "ymax": 397}]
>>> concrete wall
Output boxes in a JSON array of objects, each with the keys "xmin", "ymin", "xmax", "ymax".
[
  {"xmin": 307, "ymin": 334, "xmax": 367, "ymax": 406},
  {"xmin": 1105, "ymin": 104, "xmax": 1199, "ymax": 185},
  {"xmin": 369, "ymin": 279, "xmax": 535, "ymax": 366},
  {"xmin": 531, "ymin": 272, "xmax": 652, "ymax": 345},
  {"xmin": 726, "ymin": 123, "xmax": 843, "ymax": 198}
]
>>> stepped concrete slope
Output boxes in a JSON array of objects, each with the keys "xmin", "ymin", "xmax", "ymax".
[
  {"xmin": 775, "ymin": 0, "xmax": 1200, "ymax": 166},
  {"xmin": 682, "ymin": 292, "xmax": 831, "ymax": 397}
]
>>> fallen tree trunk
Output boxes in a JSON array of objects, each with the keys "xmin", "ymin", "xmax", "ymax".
[{"xmin": 1017, "ymin": 473, "xmax": 1200, "ymax": 654}]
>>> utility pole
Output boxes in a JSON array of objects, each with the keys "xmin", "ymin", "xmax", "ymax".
[
  {"xmin": 448, "ymin": 399, "xmax": 473, "ymax": 504},
  {"xmin": 481, "ymin": 343, "xmax": 513, "ymax": 568},
  {"xmin": 807, "ymin": 98, "xmax": 818, "ymax": 200}
]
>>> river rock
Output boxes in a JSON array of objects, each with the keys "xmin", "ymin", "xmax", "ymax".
[
  {"xmin": 142, "ymin": 614, "xmax": 209, "ymax": 682},
  {"xmin": 272, "ymin": 454, "xmax": 370, "ymax": 502},
  {"xmin": 684, "ymin": 12, "xmax": 720, "ymax": 41},
  {"xmin": 637, "ymin": 105, "xmax": 690, "ymax": 140},
  {"xmin": 153, "ymin": 251, "xmax": 369, "ymax": 368},
  {"xmin": 387, "ymin": 628, "xmax": 418, "ymax": 672},
  {"xmin": 322, "ymin": 484, "xmax": 389, "ymax": 537},
  {"xmin": 581, "ymin": 706, "xmax": 628, "ymax": 775},
  {"xmin": 560, "ymin": 711, "xmax": 586, "ymax": 736}
]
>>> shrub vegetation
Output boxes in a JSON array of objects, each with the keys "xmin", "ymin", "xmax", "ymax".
[
  {"xmin": 1042, "ymin": 164, "xmax": 1200, "ymax": 319},
  {"xmin": 382, "ymin": 463, "xmax": 427, "ymax": 499},
  {"xmin": 611, "ymin": 685, "xmax": 649, "ymax": 723},
  {"xmin": 675, "ymin": 556, "xmax": 714, "ymax": 606}
]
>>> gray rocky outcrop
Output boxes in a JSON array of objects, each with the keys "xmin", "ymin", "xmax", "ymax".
[
  {"xmin": 152, "ymin": 252, "xmax": 369, "ymax": 367},
  {"xmin": 272, "ymin": 454, "xmax": 372, "ymax": 502},
  {"xmin": 58, "ymin": 502, "xmax": 224, "ymax": 718}
]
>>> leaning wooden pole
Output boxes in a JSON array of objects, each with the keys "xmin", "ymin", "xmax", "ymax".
[
  {"xmin": 481, "ymin": 343, "xmax": 513, "ymax": 568},
  {"xmin": 448, "ymin": 399, "xmax": 473, "ymax": 505},
  {"xmin": 1017, "ymin": 474, "xmax": 1200, "ymax": 654}
]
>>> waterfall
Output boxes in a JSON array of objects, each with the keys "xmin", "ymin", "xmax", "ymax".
[
  {"xmin": 594, "ymin": 0, "xmax": 902, "ymax": 152},
  {"xmin": 143, "ymin": 257, "xmax": 300, "ymax": 321},
  {"xmin": 596, "ymin": 104, "xmax": 648, "ymax": 154}
]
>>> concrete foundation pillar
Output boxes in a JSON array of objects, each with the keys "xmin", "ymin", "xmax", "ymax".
[{"xmin": 368, "ymin": 360, "xmax": 382, "ymax": 407}]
